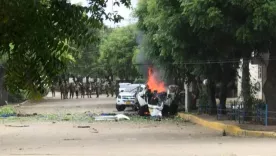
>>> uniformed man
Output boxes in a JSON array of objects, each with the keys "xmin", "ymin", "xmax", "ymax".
[
  {"xmin": 95, "ymin": 82, "xmax": 99, "ymax": 98},
  {"xmin": 80, "ymin": 83, "xmax": 85, "ymax": 98},
  {"xmin": 51, "ymin": 84, "xmax": 56, "ymax": 97},
  {"xmin": 115, "ymin": 82, "xmax": 119, "ymax": 98},
  {"xmin": 60, "ymin": 82, "xmax": 65, "ymax": 100},
  {"xmin": 69, "ymin": 83, "xmax": 75, "ymax": 99},
  {"xmin": 86, "ymin": 82, "xmax": 92, "ymax": 98},
  {"xmin": 105, "ymin": 82, "xmax": 109, "ymax": 97},
  {"xmin": 64, "ymin": 82, "xmax": 69, "ymax": 99},
  {"xmin": 75, "ymin": 82, "xmax": 80, "ymax": 99},
  {"xmin": 110, "ymin": 82, "xmax": 114, "ymax": 97}
]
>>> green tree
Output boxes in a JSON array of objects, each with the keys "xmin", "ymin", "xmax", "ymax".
[
  {"xmin": 180, "ymin": 0, "xmax": 276, "ymax": 115},
  {"xmin": 99, "ymin": 25, "xmax": 139, "ymax": 81},
  {"xmin": 135, "ymin": 0, "xmax": 244, "ymax": 112},
  {"xmin": 0, "ymin": 0, "xmax": 131, "ymax": 99}
]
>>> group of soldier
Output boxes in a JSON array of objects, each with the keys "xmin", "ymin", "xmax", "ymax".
[{"xmin": 50, "ymin": 81, "xmax": 119, "ymax": 100}]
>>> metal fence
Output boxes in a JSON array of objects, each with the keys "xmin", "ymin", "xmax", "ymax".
[{"xmin": 198, "ymin": 103, "xmax": 269, "ymax": 126}]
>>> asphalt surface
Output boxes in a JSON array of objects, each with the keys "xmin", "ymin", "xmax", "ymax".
[
  {"xmin": 1, "ymin": 92, "xmax": 276, "ymax": 156},
  {"xmin": 17, "ymin": 92, "xmax": 128, "ymax": 114}
]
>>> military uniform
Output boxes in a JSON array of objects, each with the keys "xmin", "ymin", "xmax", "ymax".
[
  {"xmin": 110, "ymin": 82, "xmax": 114, "ymax": 97},
  {"xmin": 75, "ymin": 83, "xmax": 80, "ymax": 99},
  {"xmin": 115, "ymin": 83, "xmax": 119, "ymax": 98},
  {"xmin": 60, "ymin": 83, "xmax": 65, "ymax": 99},
  {"xmin": 64, "ymin": 82, "xmax": 69, "ymax": 99},
  {"xmin": 51, "ymin": 85, "xmax": 56, "ymax": 97},
  {"xmin": 80, "ymin": 83, "xmax": 85, "ymax": 98},
  {"xmin": 69, "ymin": 83, "xmax": 75, "ymax": 99},
  {"xmin": 95, "ymin": 82, "xmax": 99, "ymax": 98},
  {"xmin": 86, "ymin": 83, "xmax": 92, "ymax": 98},
  {"xmin": 105, "ymin": 83, "xmax": 109, "ymax": 97}
]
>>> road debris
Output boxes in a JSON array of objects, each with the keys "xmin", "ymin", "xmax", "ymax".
[
  {"xmin": 90, "ymin": 128, "xmax": 99, "ymax": 133},
  {"xmin": 5, "ymin": 125, "xmax": 29, "ymax": 127},
  {"xmin": 17, "ymin": 113, "xmax": 38, "ymax": 117},
  {"xmin": 94, "ymin": 114, "xmax": 130, "ymax": 121},
  {"xmin": 77, "ymin": 126, "xmax": 90, "ymax": 128},
  {"xmin": 64, "ymin": 138, "xmax": 82, "ymax": 141}
]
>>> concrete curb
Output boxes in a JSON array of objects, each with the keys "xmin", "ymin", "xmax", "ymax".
[{"xmin": 178, "ymin": 113, "xmax": 276, "ymax": 138}]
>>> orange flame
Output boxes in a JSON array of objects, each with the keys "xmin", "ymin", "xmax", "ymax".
[{"xmin": 147, "ymin": 67, "xmax": 166, "ymax": 93}]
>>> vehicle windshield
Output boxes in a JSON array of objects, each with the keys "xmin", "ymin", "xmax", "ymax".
[{"xmin": 124, "ymin": 85, "xmax": 141, "ymax": 92}]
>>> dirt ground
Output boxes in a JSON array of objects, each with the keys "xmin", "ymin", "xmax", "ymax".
[
  {"xmin": 1, "ymin": 92, "xmax": 276, "ymax": 156},
  {"xmin": 16, "ymin": 92, "xmax": 119, "ymax": 115}
]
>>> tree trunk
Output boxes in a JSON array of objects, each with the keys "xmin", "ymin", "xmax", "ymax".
[
  {"xmin": 207, "ymin": 79, "xmax": 217, "ymax": 114},
  {"xmin": 86, "ymin": 76, "xmax": 89, "ymax": 83},
  {"xmin": 219, "ymin": 82, "xmax": 227, "ymax": 111},
  {"xmin": 72, "ymin": 76, "xmax": 77, "ymax": 83},
  {"xmin": 241, "ymin": 59, "xmax": 251, "ymax": 109},
  {"xmin": 263, "ymin": 43, "xmax": 276, "ymax": 124}
]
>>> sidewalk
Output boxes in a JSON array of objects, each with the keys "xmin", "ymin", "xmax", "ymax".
[{"xmin": 178, "ymin": 112, "xmax": 276, "ymax": 138}]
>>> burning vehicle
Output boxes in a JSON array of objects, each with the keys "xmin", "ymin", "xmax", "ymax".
[
  {"xmin": 136, "ymin": 84, "xmax": 180, "ymax": 116},
  {"xmin": 135, "ymin": 68, "xmax": 182, "ymax": 117}
]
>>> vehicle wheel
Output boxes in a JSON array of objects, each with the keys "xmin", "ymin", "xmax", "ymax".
[{"xmin": 116, "ymin": 105, "xmax": 126, "ymax": 111}]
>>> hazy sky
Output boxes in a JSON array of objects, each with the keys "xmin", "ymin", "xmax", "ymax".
[{"xmin": 70, "ymin": 0, "xmax": 138, "ymax": 27}]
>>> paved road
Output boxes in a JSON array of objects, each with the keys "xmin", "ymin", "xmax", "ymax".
[
  {"xmin": 1, "ymin": 93, "xmax": 276, "ymax": 156},
  {"xmin": 17, "ymin": 92, "xmax": 128, "ymax": 114}
]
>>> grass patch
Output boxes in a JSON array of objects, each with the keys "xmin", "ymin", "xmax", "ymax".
[
  {"xmin": 0, "ymin": 105, "xmax": 16, "ymax": 117},
  {"xmin": 0, "ymin": 113, "xmax": 95, "ymax": 123}
]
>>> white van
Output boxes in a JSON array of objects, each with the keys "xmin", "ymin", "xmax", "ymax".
[{"xmin": 119, "ymin": 83, "xmax": 131, "ymax": 92}]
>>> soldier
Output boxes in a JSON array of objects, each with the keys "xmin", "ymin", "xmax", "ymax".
[
  {"xmin": 92, "ymin": 82, "xmax": 96, "ymax": 93},
  {"xmin": 60, "ymin": 82, "xmax": 65, "ymax": 100},
  {"xmin": 69, "ymin": 82, "xmax": 75, "ymax": 99},
  {"xmin": 75, "ymin": 82, "xmax": 80, "ymax": 99},
  {"xmin": 86, "ymin": 82, "xmax": 92, "ymax": 98},
  {"xmin": 51, "ymin": 84, "xmax": 56, "ymax": 97},
  {"xmin": 100, "ymin": 81, "xmax": 103, "ymax": 94},
  {"xmin": 110, "ymin": 82, "xmax": 114, "ymax": 97},
  {"xmin": 95, "ymin": 82, "xmax": 99, "ymax": 98},
  {"xmin": 115, "ymin": 82, "xmax": 119, "ymax": 98},
  {"xmin": 80, "ymin": 83, "xmax": 85, "ymax": 98},
  {"xmin": 64, "ymin": 82, "xmax": 69, "ymax": 99},
  {"xmin": 105, "ymin": 82, "xmax": 109, "ymax": 97}
]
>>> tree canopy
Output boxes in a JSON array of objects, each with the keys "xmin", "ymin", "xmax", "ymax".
[
  {"xmin": 99, "ymin": 25, "xmax": 139, "ymax": 81},
  {"xmin": 0, "ymin": 0, "xmax": 131, "ymax": 98},
  {"xmin": 135, "ymin": 0, "xmax": 276, "ymax": 113}
]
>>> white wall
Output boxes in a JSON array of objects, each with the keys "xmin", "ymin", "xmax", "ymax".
[{"xmin": 237, "ymin": 61, "xmax": 263, "ymax": 100}]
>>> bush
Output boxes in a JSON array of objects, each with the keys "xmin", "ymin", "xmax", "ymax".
[
  {"xmin": 252, "ymin": 98, "xmax": 266, "ymax": 111},
  {"xmin": 0, "ymin": 105, "xmax": 16, "ymax": 117},
  {"xmin": 198, "ymin": 87, "xmax": 208, "ymax": 107}
]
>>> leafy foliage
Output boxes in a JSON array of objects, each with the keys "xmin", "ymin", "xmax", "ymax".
[
  {"xmin": 99, "ymin": 25, "xmax": 139, "ymax": 80},
  {"xmin": 0, "ymin": 105, "xmax": 16, "ymax": 117},
  {"xmin": 0, "ymin": 0, "xmax": 131, "ymax": 99}
]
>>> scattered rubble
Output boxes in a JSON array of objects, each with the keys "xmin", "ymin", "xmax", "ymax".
[
  {"xmin": 5, "ymin": 125, "xmax": 29, "ymax": 128},
  {"xmin": 77, "ymin": 126, "xmax": 90, "ymax": 128}
]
